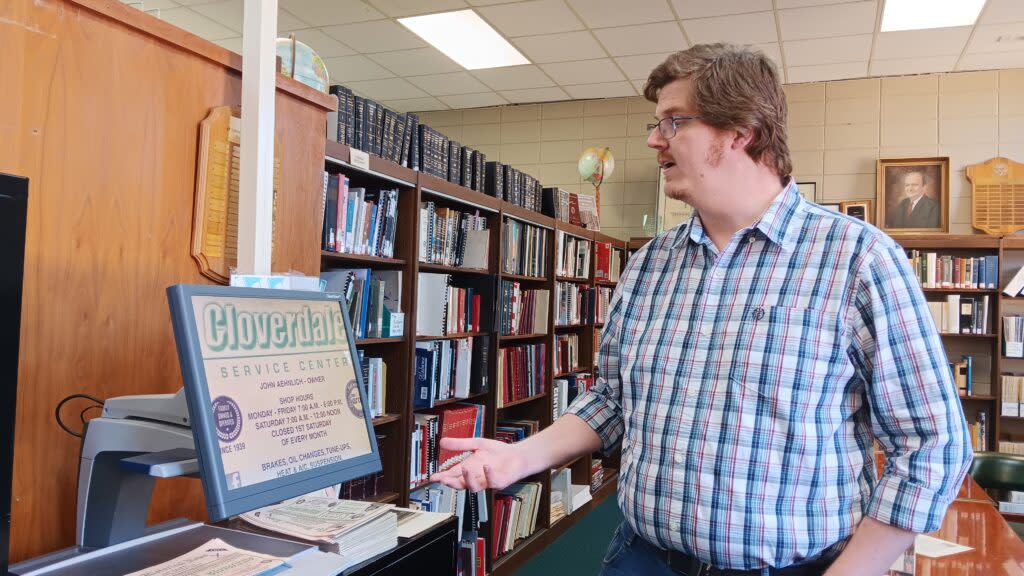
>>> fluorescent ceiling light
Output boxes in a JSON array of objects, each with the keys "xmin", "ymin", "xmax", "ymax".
[
  {"xmin": 399, "ymin": 10, "xmax": 529, "ymax": 70},
  {"xmin": 881, "ymin": 0, "xmax": 986, "ymax": 32}
]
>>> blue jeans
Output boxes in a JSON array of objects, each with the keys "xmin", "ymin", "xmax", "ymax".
[{"xmin": 598, "ymin": 522, "xmax": 679, "ymax": 576}]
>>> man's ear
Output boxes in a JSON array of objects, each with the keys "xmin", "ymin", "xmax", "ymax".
[{"xmin": 732, "ymin": 127, "xmax": 753, "ymax": 150}]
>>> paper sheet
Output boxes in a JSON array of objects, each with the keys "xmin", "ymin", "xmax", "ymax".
[
  {"xmin": 125, "ymin": 538, "xmax": 286, "ymax": 576},
  {"xmin": 915, "ymin": 534, "xmax": 974, "ymax": 558}
]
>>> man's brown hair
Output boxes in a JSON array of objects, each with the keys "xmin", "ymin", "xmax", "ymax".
[{"xmin": 644, "ymin": 43, "xmax": 792, "ymax": 179}]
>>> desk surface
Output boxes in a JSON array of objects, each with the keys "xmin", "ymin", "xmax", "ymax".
[
  {"xmin": 921, "ymin": 499, "xmax": 1024, "ymax": 576},
  {"xmin": 955, "ymin": 474, "xmax": 996, "ymax": 505}
]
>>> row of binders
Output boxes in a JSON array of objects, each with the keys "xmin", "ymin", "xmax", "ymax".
[
  {"xmin": 496, "ymin": 419, "xmax": 539, "ymax": 445},
  {"xmin": 418, "ymin": 202, "xmax": 489, "ymax": 269},
  {"xmin": 492, "ymin": 482, "xmax": 543, "ymax": 560},
  {"xmin": 321, "ymin": 269, "xmax": 402, "ymax": 339},
  {"xmin": 1005, "ymin": 315, "xmax": 1024, "ymax": 357},
  {"xmin": 498, "ymin": 282, "xmax": 550, "ymax": 336},
  {"xmin": 552, "ymin": 372, "xmax": 596, "ymax": 422},
  {"xmin": 542, "ymin": 187, "xmax": 599, "ymax": 230},
  {"xmin": 327, "ymin": 84, "xmax": 547, "ymax": 215},
  {"xmin": 1002, "ymin": 375, "xmax": 1024, "ymax": 417},
  {"xmin": 594, "ymin": 242, "xmax": 623, "ymax": 282},
  {"xmin": 555, "ymin": 231, "xmax": 591, "ymax": 278},
  {"xmin": 949, "ymin": 354, "xmax": 976, "ymax": 397},
  {"xmin": 410, "ymin": 403, "xmax": 485, "ymax": 488},
  {"xmin": 906, "ymin": 251, "xmax": 998, "ymax": 290},
  {"xmin": 925, "ymin": 294, "xmax": 989, "ymax": 335},
  {"xmin": 321, "ymin": 173, "xmax": 399, "ymax": 258},
  {"xmin": 554, "ymin": 333, "xmax": 581, "ymax": 375},
  {"xmin": 554, "ymin": 282, "xmax": 599, "ymax": 326},
  {"xmin": 357, "ymin": 352, "xmax": 387, "ymax": 418},
  {"xmin": 550, "ymin": 469, "xmax": 592, "ymax": 525},
  {"xmin": 413, "ymin": 337, "xmax": 489, "ymax": 409},
  {"xmin": 502, "ymin": 219, "xmax": 549, "ymax": 278},
  {"xmin": 416, "ymin": 273, "xmax": 489, "ymax": 337},
  {"xmin": 497, "ymin": 343, "xmax": 546, "ymax": 407},
  {"xmin": 970, "ymin": 413, "xmax": 988, "ymax": 452}
]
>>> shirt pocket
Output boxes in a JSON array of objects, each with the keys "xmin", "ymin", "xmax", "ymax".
[{"xmin": 726, "ymin": 305, "xmax": 843, "ymax": 433}]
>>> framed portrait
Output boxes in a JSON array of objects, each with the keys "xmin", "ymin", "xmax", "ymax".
[
  {"xmin": 876, "ymin": 157, "xmax": 949, "ymax": 234},
  {"xmin": 797, "ymin": 181, "xmax": 817, "ymax": 203},
  {"xmin": 840, "ymin": 200, "xmax": 873, "ymax": 224}
]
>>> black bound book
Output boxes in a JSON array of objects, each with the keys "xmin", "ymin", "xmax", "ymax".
[{"xmin": 484, "ymin": 161, "xmax": 503, "ymax": 199}]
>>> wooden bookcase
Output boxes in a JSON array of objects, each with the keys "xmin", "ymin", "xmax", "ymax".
[{"xmin": 321, "ymin": 140, "xmax": 621, "ymax": 575}]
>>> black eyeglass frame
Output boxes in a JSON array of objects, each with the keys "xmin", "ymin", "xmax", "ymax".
[{"xmin": 646, "ymin": 115, "xmax": 701, "ymax": 139}]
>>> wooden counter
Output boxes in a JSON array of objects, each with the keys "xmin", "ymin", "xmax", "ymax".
[{"xmin": 920, "ymin": 499, "xmax": 1024, "ymax": 575}]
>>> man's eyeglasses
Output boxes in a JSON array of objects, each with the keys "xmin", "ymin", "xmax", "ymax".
[{"xmin": 646, "ymin": 115, "xmax": 701, "ymax": 139}]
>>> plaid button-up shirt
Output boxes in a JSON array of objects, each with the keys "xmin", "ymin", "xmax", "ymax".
[{"xmin": 567, "ymin": 180, "xmax": 972, "ymax": 571}]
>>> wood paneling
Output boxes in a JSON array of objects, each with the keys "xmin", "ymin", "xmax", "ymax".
[{"xmin": 0, "ymin": 0, "xmax": 328, "ymax": 562}]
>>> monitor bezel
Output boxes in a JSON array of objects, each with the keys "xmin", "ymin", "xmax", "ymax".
[{"xmin": 167, "ymin": 284, "xmax": 381, "ymax": 521}]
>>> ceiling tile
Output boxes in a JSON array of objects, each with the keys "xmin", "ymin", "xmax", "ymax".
[
  {"xmin": 381, "ymin": 96, "xmax": 449, "ymax": 112},
  {"xmin": 324, "ymin": 55, "xmax": 396, "ymax": 82},
  {"xmin": 967, "ymin": 22, "xmax": 1024, "ymax": 54},
  {"xmin": 682, "ymin": 11, "xmax": 777, "ymax": 45},
  {"xmin": 347, "ymin": 77, "xmax": 429, "ymax": 100},
  {"xmin": 279, "ymin": 0, "xmax": 385, "ymax": 27},
  {"xmin": 870, "ymin": 55, "xmax": 957, "ymax": 77},
  {"xmin": 368, "ymin": 48, "xmax": 462, "ymax": 77},
  {"xmin": 566, "ymin": 0, "xmax": 674, "ymax": 28},
  {"xmin": 213, "ymin": 36, "xmax": 242, "ymax": 54},
  {"xmin": 440, "ymin": 92, "xmax": 509, "ymax": 108},
  {"xmin": 159, "ymin": 7, "xmax": 238, "ymax": 40},
  {"xmin": 630, "ymin": 78, "xmax": 648, "ymax": 93},
  {"xmin": 874, "ymin": 28, "xmax": 972, "ymax": 59},
  {"xmin": 472, "ymin": 65, "xmax": 555, "ymax": 90},
  {"xmin": 541, "ymin": 59, "xmax": 624, "ymax": 85},
  {"xmin": 466, "ymin": 0, "xmax": 517, "ymax": 5},
  {"xmin": 365, "ymin": 0, "xmax": 468, "ymax": 17},
  {"xmin": 280, "ymin": 28, "xmax": 355, "ymax": 58},
  {"xmin": 477, "ymin": 0, "xmax": 584, "ymax": 37},
  {"xmin": 784, "ymin": 35, "xmax": 872, "ymax": 67},
  {"xmin": 500, "ymin": 86, "xmax": 571, "ymax": 103},
  {"xmin": 593, "ymin": 22, "xmax": 688, "ymax": 57},
  {"xmin": 670, "ymin": 0, "xmax": 772, "ymax": 19},
  {"xmin": 564, "ymin": 81, "xmax": 637, "ymax": 99},
  {"xmin": 409, "ymin": 72, "xmax": 491, "ymax": 96},
  {"xmin": 277, "ymin": 8, "xmax": 308, "ymax": 31},
  {"xmin": 512, "ymin": 31, "xmax": 607, "ymax": 64},
  {"xmin": 322, "ymin": 20, "xmax": 426, "ymax": 53},
  {"xmin": 774, "ymin": 0, "xmax": 851, "ymax": 7},
  {"xmin": 777, "ymin": 1, "xmax": 877, "ymax": 41},
  {"xmin": 190, "ymin": 0, "xmax": 242, "ymax": 33},
  {"xmin": 615, "ymin": 52, "xmax": 673, "ymax": 80},
  {"xmin": 786, "ymin": 61, "xmax": 867, "ymax": 84},
  {"xmin": 980, "ymin": 0, "xmax": 1024, "ymax": 25},
  {"xmin": 756, "ymin": 42, "xmax": 784, "ymax": 72},
  {"xmin": 957, "ymin": 50, "xmax": 1024, "ymax": 71}
]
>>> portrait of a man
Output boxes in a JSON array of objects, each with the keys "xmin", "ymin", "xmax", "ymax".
[{"xmin": 877, "ymin": 158, "xmax": 949, "ymax": 234}]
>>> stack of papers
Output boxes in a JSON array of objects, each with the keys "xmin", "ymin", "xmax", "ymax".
[
  {"xmin": 126, "ymin": 538, "xmax": 285, "ymax": 576},
  {"xmin": 239, "ymin": 498, "xmax": 397, "ymax": 570},
  {"xmin": 392, "ymin": 507, "xmax": 452, "ymax": 539}
]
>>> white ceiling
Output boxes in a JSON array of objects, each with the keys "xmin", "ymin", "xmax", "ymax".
[{"xmin": 127, "ymin": 0, "xmax": 1024, "ymax": 111}]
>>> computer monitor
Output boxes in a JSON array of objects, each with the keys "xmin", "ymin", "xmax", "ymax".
[{"xmin": 167, "ymin": 284, "xmax": 381, "ymax": 521}]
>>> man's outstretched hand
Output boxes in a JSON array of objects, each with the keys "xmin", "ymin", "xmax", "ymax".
[{"xmin": 429, "ymin": 436, "xmax": 530, "ymax": 492}]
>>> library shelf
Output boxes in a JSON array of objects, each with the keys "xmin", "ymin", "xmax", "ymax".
[
  {"xmin": 355, "ymin": 337, "xmax": 406, "ymax": 346},
  {"xmin": 320, "ymin": 251, "xmax": 406, "ymax": 267},
  {"xmin": 419, "ymin": 172, "xmax": 500, "ymax": 213},
  {"xmin": 594, "ymin": 279, "xmax": 618, "ymax": 288},
  {"xmin": 325, "ymin": 140, "xmax": 417, "ymax": 187},
  {"xmin": 372, "ymin": 414, "xmax": 401, "ymax": 427},
  {"xmin": 937, "ymin": 333, "xmax": 996, "ymax": 339},
  {"xmin": 960, "ymin": 395, "xmax": 997, "ymax": 401},
  {"xmin": 501, "ymin": 200, "xmax": 555, "ymax": 229},
  {"xmin": 415, "ymin": 332, "xmax": 489, "ymax": 341},
  {"xmin": 427, "ymin": 391, "xmax": 489, "ymax": 409},
  {"xmin": 498, "ymin": 332, "xmax": 549, "ymax": 343},
  {"xmin": 369, "ymin": 492, "xmax": 400, "ymax": 504},
  {"xmin": 554, "ymin": 323, "xmax": 589, "ymax": 330},
  {"xmin": 501, "ymin": 272, "xmax": 550, "ymax": 283},
  {"xmin": 553, "ymin": 368, "xmax": 588, "ymax": 379},
  {"xmin": 555, "ymin": 275, "xmax": 590, "ymax": 283},
  {"xmin": 417, "ymin": 262, "xmax": 490, "ymax": 276},
  {"xmin": 497, "ymin": 392, "xmax": 548, "ymax": 410},
  {"xmin": 594, "ymin": 322, "xmax": 605, "ymax": 328},
  {"xmin": 921, "ymin": 287, "xmax": 998, "ymax": 294}
]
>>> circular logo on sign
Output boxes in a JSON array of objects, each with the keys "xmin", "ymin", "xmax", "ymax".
[
  {"xmin": 345, "ymin": 379, "xmax": 364, "ymax": 418},
  {"xmin": 212, "ymin": 396, "xmax": 242, "ymax": 443}
]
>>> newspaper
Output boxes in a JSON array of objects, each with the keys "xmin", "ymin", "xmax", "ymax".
[
  {"xmin": 392, "ymin": 507, "xmax": 452, "ymax": 539},
  {"xmin": 125, "ymin": 538, "xmax": 285, "ymax": 576},
  {"xmin": 239, "ymin": 497, "xmax": 394, "ymax": 543}
]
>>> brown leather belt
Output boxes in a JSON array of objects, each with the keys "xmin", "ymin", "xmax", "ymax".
[{"xmin": 664, "ymin": 548, "xmax": 832, "ymax": 576}]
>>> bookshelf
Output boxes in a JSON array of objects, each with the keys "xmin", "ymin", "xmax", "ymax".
[
  {"xmin": 320, "ymin": 139, "xmax": 617, "ymax": 575},
  {"xmin": 895, "ymin": 235, "xmax": 1000, "ymax": 452},
  {"xmin": 998, "ymin": 235, "xmax": 1024, "ymax": 455}
]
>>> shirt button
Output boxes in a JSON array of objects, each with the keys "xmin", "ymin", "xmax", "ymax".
[
  {"xmin": 674, "ymin": 453, "xmax": 684, "ymax": 464},
  {"xmin": 700, "ymin": 326, "xmax": 709, "ymax": 336},
  {"xmin": 748, "ymin": 236, "xmax": 755, "ymax": 243}
]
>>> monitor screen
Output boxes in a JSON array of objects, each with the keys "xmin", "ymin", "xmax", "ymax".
[{"xmin": 167, "ymin": 284, "xmax": 381, "ymax": 521}]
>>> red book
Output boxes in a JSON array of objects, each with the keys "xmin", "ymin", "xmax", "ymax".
[
  {"xmin": 436, "ymin": 404, "xmax": 482, "ymax": 472},
  {"xmin": 472, "ymin": 294, "xmax": 481, "ymax": 332},
  {"xmin": 568, "ymin": 193, "xmax": 582, "ymax": 227},
  {"xmin": 475, "ymin": 538, "xmax": 486, "ymax": 576}
]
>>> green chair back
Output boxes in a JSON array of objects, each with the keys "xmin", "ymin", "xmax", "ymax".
[{"xmin": 969, "ymin": 452, "xmax": 1024, "ymax": 492}]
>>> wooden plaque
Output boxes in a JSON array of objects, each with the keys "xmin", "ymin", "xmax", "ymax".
[
  {"xmin": 968, "ymin": 157, "xmax": 1024, "ymax": 236},
  {"xmin": 192, "ymin": 106, "xmax": 281, "ymax": 283}
]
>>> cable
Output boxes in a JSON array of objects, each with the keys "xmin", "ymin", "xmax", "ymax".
[
  {"xmin": 54, "ymin": 393, "xmax": 105, "ymax": 438},
  {"xmin": 79, "ymin": 403, "xmax": 103, "ymax": 425}
]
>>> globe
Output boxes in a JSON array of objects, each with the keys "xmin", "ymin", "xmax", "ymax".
[
  {"xmin": 276, "ymin": 37, "xmax": 330, "ymax": 93},
  {"xmin": 578, "ymin": 147, "xmax": 615, "ymax": 186}
]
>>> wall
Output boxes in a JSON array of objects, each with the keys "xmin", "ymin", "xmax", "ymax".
[
  {"xmin": 1, "ymin": 0, "xmax": 330, "ymax": 562},
  {"xmin": 788, "ymin": 69, "xmax": 1024, "ymax": 234},
  {"xmin": 423, "ymin": 68, "xmax": 1024, "ymax": 238},
  {"xmin": 417, "ymin": 97, "xmax": 661, "ymax": 241}
]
